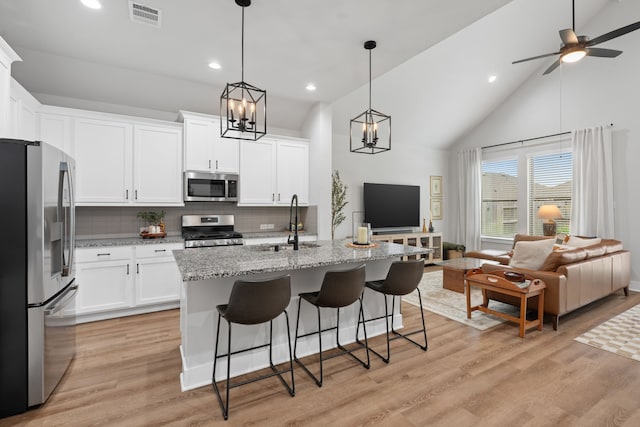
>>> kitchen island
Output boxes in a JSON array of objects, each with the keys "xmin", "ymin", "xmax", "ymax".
[{"xmin": 173, "ymin": 239, "xmax": 430, "ymax": 391}]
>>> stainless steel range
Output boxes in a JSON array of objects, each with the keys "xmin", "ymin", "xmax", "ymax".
[{"xmin": 182, "ymin": 215, "xmax": 243, "ymax": 248}]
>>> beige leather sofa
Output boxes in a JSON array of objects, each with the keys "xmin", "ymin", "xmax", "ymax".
[{"xmin": 466, "ymin": 234, "xmax": 631, "ymax": 330}]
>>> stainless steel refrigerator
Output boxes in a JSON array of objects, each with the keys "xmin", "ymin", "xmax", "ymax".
[{"xmin": 0, "ymin": 139, "xmax": 77, "ymax": 418}]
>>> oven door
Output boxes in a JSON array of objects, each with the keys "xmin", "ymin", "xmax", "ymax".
[{"xmin": 184, "ymin": 171, "xmax": 237, "ymax": 202}]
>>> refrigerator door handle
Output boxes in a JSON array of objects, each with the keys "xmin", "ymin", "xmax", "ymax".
[
  {"xmin": 58, "ymin": 161, "xmax": 74, "ymax": 277},
  {"xmin": 44, "ymin": 283, "xmax": 78, "ymax": 316}
]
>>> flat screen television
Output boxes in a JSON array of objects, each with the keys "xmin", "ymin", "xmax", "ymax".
[{"xmin": 363, "ymin": 183, "xmax": 420, "ymax": 232}]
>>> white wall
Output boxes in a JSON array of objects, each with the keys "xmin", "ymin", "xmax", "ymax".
[
  {"xmin": 302, "ymin": 102, "xmax": 333, "ymax": 240},
  {"xmin": 330, "ymin": 84, "xmax": 448, "ymax": 239},
  {"xmin": 452, "ymin": 0, "xmax": 640, "ymax": 287}
]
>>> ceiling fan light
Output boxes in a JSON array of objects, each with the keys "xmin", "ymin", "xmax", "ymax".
[{"xmin": 561, "ymin": 48, "xmax": 587, "ymax": 63}]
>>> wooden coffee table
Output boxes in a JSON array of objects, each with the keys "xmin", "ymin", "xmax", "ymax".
[
  {"xmin": 465, "ymin": 269, "xmax": 546, "ymax": 338},
  {"xmin": 436, "ymin": 257, "xmax": 500, "ymax": 293}
]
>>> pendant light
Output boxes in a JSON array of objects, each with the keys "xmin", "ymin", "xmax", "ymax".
[
  {"xmin": 350, "ymin": 40, "xmax": 391, "ymax": 154},
  {"xmin": 220, "ymin": 0, "xmax": 266, "ymax": 141}
]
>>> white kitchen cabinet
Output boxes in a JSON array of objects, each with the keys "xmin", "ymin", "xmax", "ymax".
[
  {"xmin": 134, "ymin": 244, "xmax": 182, "ymax": 306},
  {"xmin": 74, "ymin": 117, "xmax": 133, "ymax": 204},
  {"xmin": 74, "ymin": 243, "xmax": 182, "ymax": 323},
  {"xmin": 133, "ymin": 124, "xmax": 182, "ymax": 204},
  {"xmin": 0, "ymin": 36, "xmax": 21, "ymax": 137},
  {"xmin": 39, "ymin": 111, "xmax": 74, "ymax": 156},
  {"xmin": 238, "ymin": 137, "xmax": 309, "ymax": 206},
  {"xmin": 73, "ymin": 113, "xmax": 183, "ymax": 206},
  {"xmin": 9, "ymin": 78, "xmax": 39, "ymax": 141},
  {"xmin": 181, "ymin": 111, "xmax": 239, "ymax": 173},
  {"xmin": 74, "ymin": 247, "xmax": 134, "ymax": 315}
]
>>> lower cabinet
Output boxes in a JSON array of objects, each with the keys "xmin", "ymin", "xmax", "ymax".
[
  {"xmin": 371, "ymin": 232, "xmax": 443, "ymax": 264},
  {"xmin": 74, "ymin": 243, "xmax": 182, "ymax": 323}
]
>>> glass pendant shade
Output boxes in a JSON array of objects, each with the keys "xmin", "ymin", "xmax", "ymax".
[
  {"xmin": 350, "ymin": 40, "xmax": 391, "ymax": 154},
  {"xmin": 220, "ymin": 0, "xmax": 266, "ymax": 141}
]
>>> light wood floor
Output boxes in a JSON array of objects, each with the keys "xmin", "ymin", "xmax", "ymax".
[{"xmin": 3, "ymin": 287, "xmax": 640, "ymax": 426}]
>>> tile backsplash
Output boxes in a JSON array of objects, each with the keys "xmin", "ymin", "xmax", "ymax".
[{"xmin": 76, "ymin": 203, "xmax": 317, "ymax": 239}]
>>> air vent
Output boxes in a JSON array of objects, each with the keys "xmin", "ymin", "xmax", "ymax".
[{"xmin": 129, "ymin": 1, "xmax": 162, "ymax": 28}]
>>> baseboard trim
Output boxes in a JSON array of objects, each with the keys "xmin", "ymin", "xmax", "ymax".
[{"xmin": 629, "ymin": 280, "xmax": 640, "ymax": 292}]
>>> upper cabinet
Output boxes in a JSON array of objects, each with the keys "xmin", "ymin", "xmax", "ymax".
[
  {"xmin": 47, "ymin": 107, "xmax": 184, "ymax": 206},
  {"xmin": 238, "ymin": 137, "xmax": 309, "ymax": 206},
  {"xmin": 180, "ymin": 111, "xmax": 239, "ymax": 174},
  {"xmin": 9, "ymin": 78, "xmax": 40, "ymax": 141},
  {"xmin": 0, "ymin": 36, "xmax": 21, "ymax": 137}
]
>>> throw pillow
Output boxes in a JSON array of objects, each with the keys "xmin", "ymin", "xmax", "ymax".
[
  {"xmin": 509, "ymin": 238, "xmax": 555, "ymax": 270},
  {"xmin": 566, "ymin": 236, "xmax": 602, "ymax": 248}
]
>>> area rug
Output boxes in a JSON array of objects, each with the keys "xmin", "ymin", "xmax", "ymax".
[
  {"xmin": 574, "ymin": 304, "xmax": 640, "ymax": 362},
  {"xmin": 403, "ymin": 270, "xmax": 517, "ymax": 331}
]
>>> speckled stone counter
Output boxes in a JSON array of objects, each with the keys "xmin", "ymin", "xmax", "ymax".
[
  {"xmin": 76, "ymin": 235, "xmax": 184, "ymax": 248},
  {"xmin": 177, "ymin": 239, "xmax": 431, "ymax": 391},
  {"xmin": 173, "ymin": 239, "xmax": 428, "ymax": 281}
]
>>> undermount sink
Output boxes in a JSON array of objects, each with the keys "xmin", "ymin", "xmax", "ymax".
[{"xmin": 250, "ymin": 242, "xmax": 321, "ymax": 252}]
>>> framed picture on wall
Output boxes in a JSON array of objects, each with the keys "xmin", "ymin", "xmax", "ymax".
[
  {"xmin": 430, "ymin": 198, "xmax": 443, "ymax": 220},
  {"xmin": 430, "ymin": 176, "xmax": 442, "ymax": 197}
]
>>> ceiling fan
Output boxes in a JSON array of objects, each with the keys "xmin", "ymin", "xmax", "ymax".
[{"xmin": 512, "ymin": 0, "xmax": 640, "ymax": 75}]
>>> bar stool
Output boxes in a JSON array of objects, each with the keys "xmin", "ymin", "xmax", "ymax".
[
  {"xmin": 212, "ymin": 275, "xmax": 295, "ymax": 420},
  {"xmin": 293, "ymin": 264, "xmax": 369, "ymax": 387},
  {"xmin": 357, "ymin": 259, "xmax": 427, "ymax": 363}
]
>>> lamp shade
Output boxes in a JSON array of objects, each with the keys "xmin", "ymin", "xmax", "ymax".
[{"xmin": 537, "ymin": 205, "xmax": 563, "ymax": 220}]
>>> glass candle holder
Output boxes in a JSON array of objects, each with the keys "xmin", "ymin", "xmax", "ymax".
[{"xmin": 353, "ymin": 222, "xmax": 371, "ymax": 245}]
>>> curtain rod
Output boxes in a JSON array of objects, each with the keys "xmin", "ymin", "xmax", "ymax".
[{"xmin": 482, "ymin": 123, "xmax": 614, "ymax": 150}]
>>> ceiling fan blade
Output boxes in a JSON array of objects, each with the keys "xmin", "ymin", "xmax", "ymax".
[
  {"xmin": 559, "ymin": 29, "xmax": 579, "ymax": 46},
  {"xmin": 512, "ymin": 51, "xmax": 560, "ymax": 64},
  {"xmin": 587, "ymin": 21, "xmax": 640, "ymax": 46},
  {"xmin": 586, "ymin": 47, "xmax": 623, "ymax": 58},
  {"xmin": 542, "ymin": 58, "xmax": 562, "ymax": 75}
]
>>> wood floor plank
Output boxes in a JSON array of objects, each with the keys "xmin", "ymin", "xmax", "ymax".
[{"xmin": 1, "ymin": 290, "xmax": 639, "ymax": 426}]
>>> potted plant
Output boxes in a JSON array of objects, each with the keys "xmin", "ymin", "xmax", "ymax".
[
  {"xmin": 331, "ymin": 170, "xmax": 348, "ymax": 240},
  {"xmin": 137, "ymin": 210, "xmax": 166, "ymax": 234}
]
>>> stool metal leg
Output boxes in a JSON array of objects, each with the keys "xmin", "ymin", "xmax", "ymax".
[
  {"xmin": 211, "ymin": 314, "xmax": 231, "ymax": 420},
  {"xmin": 359, "ymin": 289, "xmax": 428, "ymax": 364}
]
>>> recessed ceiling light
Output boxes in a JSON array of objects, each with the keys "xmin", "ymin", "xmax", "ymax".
[
  {"xmin": 305, "ymin": 83, "xmax": 317, "ymax": 91},
  {"xmin": 81, "ymin": 0, "xmax": 102, "ymax": 10},
  {"xmin": 488, "ymin": 75, "xmax": 497, "ymax": 83},
  {"xmin": 208, "ymin": 62, "xmax": 221, "ymax": 70}
]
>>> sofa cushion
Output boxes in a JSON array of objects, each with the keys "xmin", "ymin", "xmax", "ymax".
[
  {"xmin": 566, "ymin": 236, "xmax": 602, "ymax": 247},
  {"xmin": 583, "ymin": 244, "xmax": 607, "ymax": 259},
  {"xmin": 512, "ymin": 234, "xmax": 553, "ymax": 249},
  {"xmin": 600, "ymin": 239, "xmax": 624, "ymax": 254},
  {"xmin": 509, "ymin": 238, "xmax": 555, "ymax": 270},
  {"xmin": 540, "ymin": 247, "xmax": 587, "ymax": 271}
]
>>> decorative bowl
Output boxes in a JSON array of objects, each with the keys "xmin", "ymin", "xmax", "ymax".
[{"xmin": 504, "ymin": 271, "xmax": 525, "ymax": 282}]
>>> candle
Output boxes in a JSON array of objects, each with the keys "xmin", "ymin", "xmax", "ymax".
[{"xmin": 357, "ymin": 226, "xmax": 368, "ymax": 244}]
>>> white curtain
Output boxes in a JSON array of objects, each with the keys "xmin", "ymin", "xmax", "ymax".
[
  {"xmin": 570, "ymin": 126, "xmax": 614, "ymax": 238},
  {"xmin": 454, "ymin": 147, "xmax": 482, "ymax": 250}
]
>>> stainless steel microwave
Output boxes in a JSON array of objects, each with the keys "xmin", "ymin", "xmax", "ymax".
[{"xmin": 184, "ymin": 171, "xmax": 238, "ymax": 202}]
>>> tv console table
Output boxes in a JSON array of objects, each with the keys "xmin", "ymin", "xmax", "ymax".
[{"xmin": 371, "ymin": 232, "xmax": 442, "ymax": 264}]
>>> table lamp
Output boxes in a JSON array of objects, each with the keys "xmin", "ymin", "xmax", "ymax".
[{"xmin": 537, "ymin": 205, "xmax": 563, "ymax": 236}]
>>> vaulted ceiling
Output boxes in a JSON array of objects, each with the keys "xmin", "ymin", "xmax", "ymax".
[{"xmin": 0, "ymin": 0, "xmax": 617, "ymax": 138}]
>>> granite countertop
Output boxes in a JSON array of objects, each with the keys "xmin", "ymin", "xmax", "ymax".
[
  {"xmin": 241, "ymin": 231, "xmax": 317, "ymax": 239},
  {"xmin": 173, "ymin": 239, "xmax": 431, "ymax": 281},
  {"xmin": 76, "ymin": 235, "xmax": 184, "ymax": 248}
]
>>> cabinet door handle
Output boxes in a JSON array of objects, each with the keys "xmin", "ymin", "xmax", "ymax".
[
  {"xmin": 209, "ymin": 160, "xmax": 212, "ymax": 169},
  {"xmin": 272, "ymin": 193, "xmax": 275, "ymax": 201},
  {"xmin": 278, "ymin": 193, "xmax": 281, "ymax": 202},
  {"xmin": 154, "ymin": 249, "xmax": 166, "ymax": 253},
  {"xmin": 136, "ymin": 263, "xmax": 139, "ymax": 274},
  {"xmin": 126, "ymin": 264, "xmax": 130, "ymax": 275},
  {"xmin": 216, "ymin": 160, "xmax": 219, "ymax": 170},
  {"xmin": 97, "ymin": 253, "xmax": 111, "ymax": 257},
  {"xmin": 125, "ymin": 189, "xmax": 129, "ymax": 200},
  {"xmin": 135, "ymin": 190, "xmax": 138, "ymax": 200}
]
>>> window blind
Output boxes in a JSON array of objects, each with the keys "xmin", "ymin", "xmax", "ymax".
[
  {"xmin": 481, "ymin": 158, "xmax": 518, "ymax": 238},
  {"xmin": 527, "ymin": 152, "xmax": 572, "ymax": 235}
]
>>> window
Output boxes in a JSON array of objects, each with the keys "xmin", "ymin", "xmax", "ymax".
[
  {"xmin": 481, "ymin": 159, "xmax": 518, "ymax": 238},
  {"xmin": 528, "ymin": 152, "xmax": 572, "ymax": 235},
  {"xmin": 481, "ymin": 146, "xmax": 573, "ymax": 238}
]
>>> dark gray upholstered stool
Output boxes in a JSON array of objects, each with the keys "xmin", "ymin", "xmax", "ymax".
[
  {"xmin": 212, "ymin": 275, "xmax": 295, "ymax": 420},
  {"xmin": 356, "ymin": 259, "xmax": 427, "ymax": 363},
  {"xmin": 293, "ymin": 264, "xmax": 369, "ymax": 387}
]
